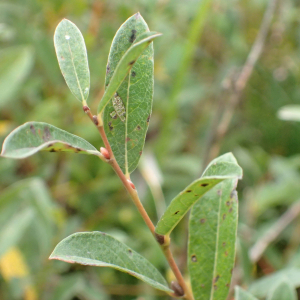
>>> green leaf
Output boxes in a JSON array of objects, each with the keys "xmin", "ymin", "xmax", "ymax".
[
  {"xmin": 50, "ymin": 231, "xmax": 173, "ymax": 294},
  {"xmin": 0, "ymin": 208, "xmax": 35, "ymax": 257},
  {"xmin": 188, "ymin": 176, "xmax": 240, "ymax": 300},
  {"xmin": 1, "ymin": 122, "xmax": 100, "ymax": 159},
  {"xmin": 0, "ymin": 45, "xmax": 34, "ymax": 107},
  {"xmin": 249, "ymin": 268, "xmax": 300, "ymax": 299},
  {"xmin": 54, "ymin": 19, "xmax": 90, "ymax": 103},
  {"xmin": 155, "ymin": 153, "xmax": 242, "ymax": 235},
  {"xmin": 235, "ymin": 287, "xmax": 259, "ymax": 300},
  {"xmin": 277, "ymin": 105, "xmax": 300, "ymax": 122},
  {"xmin": 99, "ymin": 13, "xmax": 161, "ymax": 174},
  {"xmin": 266, "ymin": 280, "xmax": 297, "ymax": 300}
]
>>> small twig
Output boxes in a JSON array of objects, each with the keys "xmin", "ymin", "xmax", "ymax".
[
  {"xmin": 249, "ymin": 201, "xmax": 300, "ymax": 263},
  {"xmin": 202, "ymin": 0, "xmax": 278, "ymax": 167},
  {"xmin": 84, "ymin": 104, "xmax": 194, "ymax": 300}
]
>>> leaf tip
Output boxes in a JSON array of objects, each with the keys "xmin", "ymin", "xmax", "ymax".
[{"xmin": 135, "ymin": 12, "xmax": 141, "ymax": 19}]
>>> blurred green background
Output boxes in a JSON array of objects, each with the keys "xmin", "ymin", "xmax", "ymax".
[{"xmin": 1, "ymin": 0, "xmax": 300, "ymax": 299}]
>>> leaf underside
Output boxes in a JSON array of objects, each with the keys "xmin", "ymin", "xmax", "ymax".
[
  {"xmin": 54, "ymin": 19, "xmax": 90, "ymax": 103},
  {"xmin": 1, "ymin": 122, "xmax": 100, "ymax": 159},
  {"xmin": 235, "ymin": 287, "xmax": 259, "ymax": 300},
  {"xmin": 188, "ymin": 154, "xmax": 241, "ymax": 300},
  {"xmin": 266, "ymin": 280, "xmax": 297, "ymax": 300},
  {"xmin": 50, "ymin": 232, "xmax": 172, "ymax": 294},
  {"xmin": 102, "ymin": 13, "xmax": 157, "ymax": 175},
  {"xmin": 155, "ymin": 153, "xmax": 242, "ymax": 236}
]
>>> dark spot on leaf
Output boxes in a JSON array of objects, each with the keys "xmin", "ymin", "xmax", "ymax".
[
  {"xmin": 200, "ymin": 218, "xmax": 206, "ymax": 224},
  {"xmin": 226, "ymin": 283, "xmax": 230, "ymax": 288},
  {"xmin": 106, "ymin": 63, "xmax": 110, "ymax": 74},
  {"xmin": 201, "ymin": 284, "xmax": 205, "ymax": 288},
  {"xmin": 229, "ymin": 207, "xmax": 233, "ymax": 213},
  {"xmin": 214, "ymin": 275, "xmax": 220, "ymax": 283},
  {"xmin": 129, "ymin": 29, "xmax": 137, "ymax": 43},
  {"xmin": 139, "ymin": 151, "xmax": 142, "ymax": 156},
  {"xmin": 48, "ymin": 143, "xmax": 54, "ymax": 147},
  {"xmin": 43, "ymin": 126, "xmax": 51, "ymax": 142},
  {"xmin": 213, "ymin": 284, "xmax": 218, "ymax": 290},
  {"xmin": 186, "ymin": 189, "xmax": 192, "ymax": 193},
  {"xmin": 108, "ymin": 122, "xmax": 113, "ymax": 131},
  {"xmin": 155, "ymin": 233, "xmax": 165, "ymax": 245},
  {"xmin": 174, "ymin": 211, "xmax": 180, "ymax": 215},
  {"xmin": 136, "ymin": 125, "xmax": 141, "ymax": 130},
  {"xmin": 129, "ymin": 60, "xmax": 135, "ymax": 65},
  {"xmin": 226, "ymin": 201, "xmax": 230, "ymax": 206},
  {"xmin": 126, "ymin": 137, "xmax": 131, "ymax": 142},
  {"xmin": 50, "ymin": 149, "xmax": 56, "ymax": 152},
  {"xmin": 200, "ymin": 183, "xmax": 209, "ymax": 187},
  {"xmin": 222, "ymin": 242, "xmax": 226, "ymax": 247},
  {"xmin": 30, "ymin": 124, "xmax": 36, "ymax": 135},
  {"xmin": 223, "ymin": 214, "xmax": 226, "ymax": 220},
  {"xmin": 217, "ymin": 190, "xmax": 222, "ymax": 196},
  {"xmin": 131, "ymin": 71, "xmax": 136, "ymax": 77},
  {"xmin": 128, "ymin": 249, "xmax": 132, "ymax": 255},
  {"xmin": 147, "ymin": 114, "xmax": 151, "ymax": 122},
  {"xmin": 171, "ymin": 281, "xmax": 184, "ymax": 297},
  {"xmin": 191, "ymin": 255, "xmax": 197, "ymax": 262},
  {"xmin": 225, "ymin": 251, "xmax": 228, "ymax": 256},
  {"xmin": 76, "ymin": 147, "xmax": 82, "ymax": 152}
]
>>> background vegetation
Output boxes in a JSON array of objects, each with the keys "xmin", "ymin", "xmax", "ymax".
[{"xmin": 1, "ymin": 0, "xmax": 300, "ymax": 299}]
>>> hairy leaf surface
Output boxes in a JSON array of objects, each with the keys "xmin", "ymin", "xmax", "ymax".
[
  {"xmin": 155, "ymin": 153, "xmax": 242, "ymax": 235},
  {"xmin": 101, "ymin": 13, "xmax": 161, "ymax": 174},
  {"xmin": 54, "ymin": 19, "xmax": 90, "ymax": 103},
  {"xmin": 235, "ymin": 287, "xmax": 259, "ymax": 300},
  {"xmin": 50, "ymin": 232, "xmax": 173, "ymax": 294},
  {"xmin": 1, "ymin": 122, "xmax": 100, "ymax": 158}
]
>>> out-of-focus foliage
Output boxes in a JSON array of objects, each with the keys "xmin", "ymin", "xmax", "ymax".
[{"xmin": 1, "ymin": 0, "xmax": 300, "ymax": 299}]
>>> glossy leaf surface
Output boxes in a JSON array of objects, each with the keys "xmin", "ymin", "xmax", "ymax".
[
  {"xmin": 155, "ymin": 153, "xmax": 242, "ymax": 235},
  {"xmin": 100, "ymin": 13, "xmax": 161, "ymax": 174},
  {"xmin": 1, "ymin": 122, "xmax": 100, "ymax": 159},
  {"xmin": 54, "ymin": 19, "xmax": 90, "ymax": 103},
  {"xmin": 50, "ymin": 232, "xmax": 173, "ymax": 294},
  {"xmin": 188, "ymin": 154, "xmax": 241, "ymax": 300}
]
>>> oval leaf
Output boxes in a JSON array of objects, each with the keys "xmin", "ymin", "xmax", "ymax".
[
  {"xmin": 100, "ymin": 13, "xmax": 161, "ymax": 174},
  {"xmin": 266, "ymin": 280, "xmax": 297, "ymax": 300},
  {"xmin": 155, "ymin": 153, "xmax": 242, "ymax": 236},
  {"xmin": 235, "ymin": 287, "xmax": 259, "ymax": 300},
  {"xmin": 49, "ymin": 232, "xmax": 173, "ymax": 294},
  {"xmin": 54, "ymin": 19, "xmax": 90, "ymax": 103},
  {"xmin": 1, "ymin": 122, "xmax": 100, "ymax": 159},
  {"xmin": 188, "ymin": 177, "xmax": 239, "ymax": 300}
]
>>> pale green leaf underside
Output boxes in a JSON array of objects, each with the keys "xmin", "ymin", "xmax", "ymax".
[
  {"xmin": 54, "ymin": 19, "xmax": 90, "ymax": 103},
  {"xmin": 266, "ymin": 280, "xmax": 297, "ymax": 300},
  {"xmin": 1, "ymin": 122, "xmax": 100, "ymax": 159},
  {"xmin": 50, "ymin": 232, "xmax": 172, "ymax": 294},
  {"xmin": 249, "ymin": 268, "xmax": 300, "ymax": 298},
  {"xmin": 277, "ymin": 105, "xmax": 300, "ymax": 122},
  {"xmin": 188, "ymin": 154, "xmax": 241, "ymax": 300},
  {"xmin": 101, "ymin": 13, "xmax": 161, "ymax": 174},
  {"xmin": 155, "ymin": 153, "xmax": 242, "ymax": 235},
  {"xmin": 235, "ymin": 287, "xmax": 259, "ymax": 300}
]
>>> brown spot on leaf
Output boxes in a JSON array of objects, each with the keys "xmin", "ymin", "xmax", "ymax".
[
  {"xmin": 200, "ymin": 218, "xmax": 206, "ymax": 224},
  {"xmin": 174, "ymin": 211, "xmax": 180, "ymax": 215},
  {"xmin": 108, "ymin": 122, "xmax": 113, "ymax": 131},
  {"xmin": 186, "ymin": 189, "xmax": 192, "ymax": 193},
  {"xmin": 222, "ymin": 242, "xmax": 226, "ymax": 247},
  {"xmin": 129, "ymin": 29, "xmax": 137, "ymax": 43},
  {"xmin": 201, "ymin": 183, "xmax": 209, "ymax": 187},
  {"xmin": 106, "ymin": 63, "xmax": 110, "ymax": 74},
  {"xmin": 139, "ymin": 151, "xmax": 142, "ymax": 156},
  {"xmin": 61, "ymin": 56, "xmax": 65, "ymax": 60},
  {"xmin": 128, "ymin": 249, "xmax": 132, "ymax": 255},
  {"xmin": 226, "ymin": 201, "xmax": 230, "ymax": 206},
  {"xmin": 126, "ymin": 137, "xmax": 131, "ymax": 142},
  {"xmin": 226, "ymin": 283, "xmax": 230, "ymax": 288},
  {"xmin": 191, "ymin": 255, "xmax": 197, "ymax": 262},
  {"xmin": 214, "ymin": 275, "xmax": 220, "ymax": 283},
  {"xmin": 30, "ymin": 124, "xmax": 36, "ymax": 135},
  {"xmin": 217, "ymin": 190, "xmax": 222, "ymax": 196},
  {"xmin": 131, "ymin": 71, "xmax": 136, "ymax": 77},
  {"xmin": 213, "ymin": 284, "xmax": 218, "ymax": 290},
  {"xmin": 43, "ymin": 126, "xmax": 51, "ymax": 142},
  {"xmin": 147, "ymin": 114, "xmax": 151, "ymax": 122},
  {"xmin": 225, "ymin": 251, "xmax": 228, "ymax": 256},
  {"xmin": 229, "ymin": 208, "xmax": 233, "ymax": 213},
  {"xmin": 136, "ymin": 125, "xmax": 141, "ymax": 130},
  {"xmin": 50, "ymin": 149, "xmax": 56, "ymax": 152},
  {"xmin": 129, "ymin": 60, "xmax": 135, "ymax": 65},
  {"xmin": 201, "ymin": 284, "xmax": 205, "ymax": 288},
  {"xmin": 223, "ymin": 214, "xmax": 226, "ymax": 220}
]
